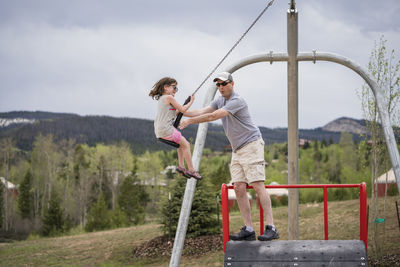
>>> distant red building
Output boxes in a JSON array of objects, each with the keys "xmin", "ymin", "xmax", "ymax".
[{"xmin": 375, "ymin": 169, "xmax": 397, "ymax": 197}]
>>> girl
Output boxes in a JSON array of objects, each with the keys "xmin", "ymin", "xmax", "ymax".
[{"xmin": 149, "ymin": 77, "xmax": 202, "ymax": 180}]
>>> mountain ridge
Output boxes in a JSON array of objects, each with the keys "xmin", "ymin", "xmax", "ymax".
[{"xmin": 322, "ymin": 116, "xmax": 369, "ymax": 135}]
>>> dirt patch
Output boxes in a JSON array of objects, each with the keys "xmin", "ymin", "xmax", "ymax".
[
  {"xmin": 132, "ymin": 235, "xmax": 223, "ymax": 259},
  {"xmin": 369, "ymin": 253, "xmax": 400, "ymax": 266}
]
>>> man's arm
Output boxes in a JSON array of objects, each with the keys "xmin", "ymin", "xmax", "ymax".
[
  {"xmin": 183, "ymin": 106, "xmax": 215, "ymax": 117},
  {"xmin": 179, "ymin": 108, "xmax": 229, "ymax": 130}
]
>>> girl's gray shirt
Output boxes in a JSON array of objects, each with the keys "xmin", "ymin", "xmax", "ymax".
[
  {"xmin": 210, "ymin": 91, "xmax": 261, "ymax": 152},
  {"xmin": 154, "ymin": 95, "xmax": 176, "ymax": 138}
]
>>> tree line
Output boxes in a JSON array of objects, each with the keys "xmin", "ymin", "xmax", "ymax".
[
  {"xmin": 1, "ymin": 130, "xmax": 398, "ymax": 240},
  {"xmin": 0, "ymin": 135, "xmax": 150, "ymax": 238}
]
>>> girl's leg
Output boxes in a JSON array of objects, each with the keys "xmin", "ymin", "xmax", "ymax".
[
  {"xmin": 179, "ymin": 136, "xmax": 195, "ymax": 171},
  {"xmin": 177, "ymin": 147, "xmax": 185, "ymax": 168}
]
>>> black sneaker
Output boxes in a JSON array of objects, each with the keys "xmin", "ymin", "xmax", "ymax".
[
  {"xmin": 258, "ymin": 225, "xmax": 279, "ymax": 241},
  {"xmin": 229, "ymin": 226, "xmax": 256, "ymax": 241}
]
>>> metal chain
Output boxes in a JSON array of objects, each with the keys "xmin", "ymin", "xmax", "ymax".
[{"xmin": 192, "ymin": 0, "xmax": 275, "ymax": 95}]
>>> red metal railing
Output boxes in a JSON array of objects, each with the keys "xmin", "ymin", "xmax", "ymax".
[{"xmin": 221, "ymin": 183, "xmax": 368, "ymax": 252}]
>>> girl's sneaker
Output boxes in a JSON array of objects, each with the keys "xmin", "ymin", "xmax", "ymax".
[
  {"xmin": 186, "ymin": 170, "xmax": 203, "ymax": 180},
  {"xmin": 176, "ymin": 166, "xmax": 190, "ymax": 178}
]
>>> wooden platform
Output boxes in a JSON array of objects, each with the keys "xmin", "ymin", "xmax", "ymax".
[{"xmin": 224, "ymin": 240, "xmax": 367, "ymax": 266}]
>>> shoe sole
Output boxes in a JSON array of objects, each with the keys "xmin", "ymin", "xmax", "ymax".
[
  {"xmin": 229, "ymin": 235, "xmax": 256, "ymax": 241},
  {"xmin": 257, "ymin": 234, "xmax": 280, "ymax": 241},
  {"xmin": 176, "ymin": 169, "xmax": 191, "ymax": 178},
  {"xmin": 187, "ymin": 172, "xmax": 202, "ymax": 180}
]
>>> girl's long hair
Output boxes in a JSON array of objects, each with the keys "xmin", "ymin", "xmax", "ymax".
[{"xmin": 149, "ymin": 77, "xmax": 177, "ymax": 100}]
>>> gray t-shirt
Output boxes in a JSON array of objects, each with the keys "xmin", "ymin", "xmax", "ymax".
[{"xmin": 210, "ymin": 91, "xmax": 261, "ymax": 152}]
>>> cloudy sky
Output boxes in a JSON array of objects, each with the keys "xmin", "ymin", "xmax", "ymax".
[{"xmin": 1, "ymin": 0, "xmax": 399, "ymax": 128}]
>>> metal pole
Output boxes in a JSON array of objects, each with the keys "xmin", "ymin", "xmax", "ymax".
[
  {"xmin": 221, "ymin": 184, "xmax": 230, "ymax": 251},
  {"xmin": 169, "ymin": 192, "xmax": 172, "ymax": 239},
  {"xmin": 360, "ymin": 182, "xmax": 368, "ymax": 250},
  {"xmin": 169, "ymin": 84, "xmax": 217, "ymax": 267},
  {"xmin": 323, "ymin": 187, "xmax": 328, "ymax": 240},
  {"xmin": 287, "ymin": 0, "xmax": 299, "ymax": 240}
]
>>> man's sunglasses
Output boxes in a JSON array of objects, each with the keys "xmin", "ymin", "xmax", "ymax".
[{"xmin": 216, "ymin": 81, "xmax": 230, "ymax": 87}]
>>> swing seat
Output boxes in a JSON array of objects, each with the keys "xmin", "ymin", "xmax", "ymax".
[{"xmin": 158, "ymin": 138, "xmax": 180, "ymax": 148}]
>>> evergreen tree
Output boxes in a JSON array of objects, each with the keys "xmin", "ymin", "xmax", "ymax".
[
  {"xmin": 328, "ymin": 137, "xmax": 334, "ymax": 146},
  {"xmin": 190, "ymin": 179, "xmax": 219, "ymax": 236},
  {"xmin": 18, "ymin": 171, "xmax": 34, "ymax": 219},
  {"xmin": 302, "ymin": 140, "xmax": 310, "ymax": 150},
  {"xmin": 161, "ymin": 178, "xmax": 219, "ymax": 237},
  {"xmin": 42, "ymin": 192, "xmax": 64, "ymax": 236},
  {"xmin": 321, "ymin": 138, "xmax": 327, "ymax": 148},
  {"xmin": 118, "ymin": 175, "xmax": 149, "ymax": 225},
  {"xmin": 110, "ymin": 204, "xmax": 128, "ymax": 228},
  {"xmin": 273, "ymin": 149, "xmax": 279, "ymax": 159},
  {"xmin": 313, "ymin": 140, "xmax": 322, "ymax": 162},
  {"xmin": 85, "ymin": 192, "xmax": 111, "ymax": 232},
  {"xmin": 209, "ymin": 161, "xmax": 230, "ymax": 194}
]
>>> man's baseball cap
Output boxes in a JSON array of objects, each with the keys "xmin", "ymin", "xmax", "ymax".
[{"xmin": 213, "ymin": 72, "xmax": 233, "ymax": 82}]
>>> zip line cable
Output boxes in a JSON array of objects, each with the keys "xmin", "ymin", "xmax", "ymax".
[
  {"xmin": 193, "ymin": 0, "xmax": 275, "ymax": 95},
  {"xmin": 173, "ymin": 0, "xmax": 275, "ymax": 128}
]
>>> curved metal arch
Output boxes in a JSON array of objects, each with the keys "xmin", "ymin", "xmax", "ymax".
[
  {"xmin": 202, "ymin": 51, "xmax": 400, "ymax": 191},
  {"xmin": 169, "ymin": 51, "xmax": 400, "ymax": 266},
  {"xmin": 297, "ymin": 52, "xmax": 400, "ymax": 193}
]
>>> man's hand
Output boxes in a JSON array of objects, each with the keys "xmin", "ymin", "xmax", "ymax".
[
  {"xmin": 179, "ymin": 108, "xmax": 228, "ymax": 129},
  {"xmin": 179, "ymin": 119, "xmax": 190, "ymax": 130}
]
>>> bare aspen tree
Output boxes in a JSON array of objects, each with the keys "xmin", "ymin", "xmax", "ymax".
[
  {"xmin": 59, "ymin": 139, "xmax": 76, "ymax": 217},
  {"xmin": 31, "ymin": 134, "xmax": 61, "ymax": 217},
  {"xmin": 92, "ymin": 144, "xmax": 111, "ymax": 196},
  {"xmin": 0, "ymin": 138, "xmax": 16, "ymax": 231},
  {"xmin": 137, "ymin": 150, "xmax": 163, "ymax": 215},
  {"xmin": 358, "ymin": 35, "xmax": 400, "ymax": 257},
  {"xmin": 108, "ymin": 142, "xmax": 133, "ymax": 210},
  {"xmin": 73, "ymin": 144, "xmax": 93, "ymax": 227}
]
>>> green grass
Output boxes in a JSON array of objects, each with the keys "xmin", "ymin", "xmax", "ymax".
[{"xmin": 0, "ymin": 196, "xmax": 399, "ymax": 266}]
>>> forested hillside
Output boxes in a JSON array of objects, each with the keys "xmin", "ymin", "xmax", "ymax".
[{"xmin": 0, "ymin": 111, "xmax": 369, "ymax": 153}]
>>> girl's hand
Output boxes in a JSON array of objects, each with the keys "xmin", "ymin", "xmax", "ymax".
[{"xmin": 190, "ymin": 94, "xmax": 195, "ymax": 103}]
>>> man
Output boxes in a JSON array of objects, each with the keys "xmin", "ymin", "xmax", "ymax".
[{"xmin": 179, "ymin": 71, "xmax": 279, "ymax": 241}]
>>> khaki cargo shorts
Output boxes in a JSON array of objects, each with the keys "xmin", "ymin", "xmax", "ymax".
[{"xmin": 230, "ymin": 138, "xmax": 265, "ymax": 184}]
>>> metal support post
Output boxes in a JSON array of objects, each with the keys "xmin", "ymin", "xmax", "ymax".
[
  {"xmin": 169, "ymin": 84, "xmax": 217, "ymax": 267},
  {"xmin": 287, "ymin": 0, "xmax": 299, "ymax": 240}
]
